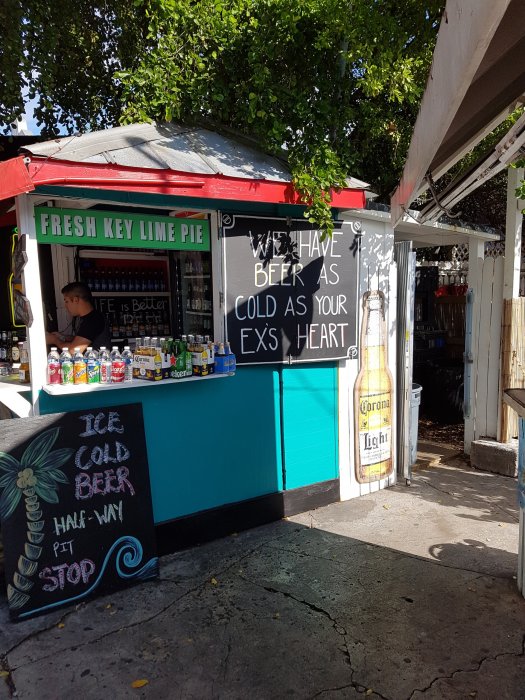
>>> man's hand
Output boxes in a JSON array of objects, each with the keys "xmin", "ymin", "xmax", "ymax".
[{"xmin": 46, "ymin": 331, "xmax": 61, "ymax": 345}]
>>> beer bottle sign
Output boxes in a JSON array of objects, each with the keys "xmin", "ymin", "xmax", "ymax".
[{"xmin": 354, "ymin": 290, "xmax": 394, "ymax": 483}]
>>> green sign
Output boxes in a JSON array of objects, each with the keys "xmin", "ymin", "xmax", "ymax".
[{"xmin": 34, "ymin": 207, "xmax": 210, "ymax": 251}]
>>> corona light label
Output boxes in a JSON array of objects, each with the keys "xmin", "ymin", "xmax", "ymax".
[{"xmin": 354, "ymin": 290, "xmax": 393, "ymax": 483}]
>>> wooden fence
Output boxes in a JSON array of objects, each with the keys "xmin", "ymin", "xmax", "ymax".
[
  {"xmin": 464, "ymin": 256, "xmax": 504, "ymax": 448},
  {"xmin": 500, "ymin": 297, "xmax": 525, "ymax": 441}
]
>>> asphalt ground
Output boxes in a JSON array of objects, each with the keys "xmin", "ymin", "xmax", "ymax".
[{"xmin": 0, "ymin": 440, "xmax": 524, "ymax": 700}]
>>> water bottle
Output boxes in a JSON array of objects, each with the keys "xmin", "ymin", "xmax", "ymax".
[
  {"xmin": 121, "ymin": 346, "xmax": 134, "ymax": 382},
  {"xmin": 85, "ymin": 347, "xmax": 100, "ymax": 384},
  {"xmin": 110, "ymin": 346, "xmax": 125, "ymax": 383},
  {"xmin": 224, "ymin": 341, "xmax": 236, "ymax": 375},
  {"xmin": 59, "ymin": 347, "xmax": 74, "ymax": 385},
  {"xmin": 47, "ymin": 347, "xmax": 61, "ymax": 385},
  {"xmin": 99, "ymin": 346, "xmax": 112, "ymax": 384},
  {"xmin": 73, "ymin": 347, "xmax": 87, "ymax": 385}
]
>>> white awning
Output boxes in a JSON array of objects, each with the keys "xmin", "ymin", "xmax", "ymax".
[{"xmin": 391, "ymin": 0, "xmax": 525, "ymax": 226}]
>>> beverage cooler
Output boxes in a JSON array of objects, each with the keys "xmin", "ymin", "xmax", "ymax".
[{"xmin": 74, "ymin": 248, "xmax": 213, "ymax": 346}]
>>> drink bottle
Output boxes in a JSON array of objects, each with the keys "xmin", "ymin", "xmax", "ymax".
[
  {"xmin": 121, "ymin": 346, "xmax": 134, "ymax": 382},
  {"xmin": 60, "ymin": 348, "xmax": 74, "ymax": 385},
  {"xmin": 99, "ymin": 346, "xmax": 112, "ymax": 384},
  {"xmin": 215, "ymin": 342, "xmax": 227, "ymax": 374},
  {"xmin": 47, "ymin": 347, "xmax": 61, "ymax": 384},
  {"xmin": 354, "ymin": 290, "xmax": 394, "ymax": 484},
  {"xmin": 73, "ymin": 347, "xmax": 87, "ymax": 385},
  {"xmin": 11, "ymin": 335, "xmax": 20, "ymax": 365},
  {"xmin": 18, "ymin": 342, "xmax": 30, "ymax": 383},
  {"xmin": 85, "ymin": 347, "xmax": 100, "ymax": 384},
  {"xmin": 224, "ymin": 340, "xmax": 236, "ymax": 375},
  {"xmin": 0, "ymin": 331, "xmax": 7, "ymax": 360},
  {"xmin": 110, "ymin": 346, "xmax": 125, "ymax": 383}
]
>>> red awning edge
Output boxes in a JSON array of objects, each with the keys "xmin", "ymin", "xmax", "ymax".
[
  {"xmin": 0, "ymin": 156, "xmax": 366, "ymax": 210},
  {"xmin": 0, "ymin": 156, "xmax": 35, "ymax": 199}
]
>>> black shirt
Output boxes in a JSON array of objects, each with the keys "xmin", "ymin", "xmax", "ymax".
[{"xmin": 75, "ymin": 309, "xmax": 111, "ymax": 350}]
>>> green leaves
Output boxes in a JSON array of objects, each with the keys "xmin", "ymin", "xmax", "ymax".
[
  {"xmin": 2, "ymin": 0, "xmax": 445, "ymax": 228},
  {"xmin": 117, "ymin": 0, "xmax": 444, "ymax": 228}
]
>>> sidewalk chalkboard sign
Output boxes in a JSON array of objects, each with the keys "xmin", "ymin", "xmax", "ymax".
[
  {"xmin": 0, "ymin": 403, "xmax": 158, "ymax": 621},
  {"xmin": 223, "ymin": 215, "xmax": 360, "ymax": 364}
]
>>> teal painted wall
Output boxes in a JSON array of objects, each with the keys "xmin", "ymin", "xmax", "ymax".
[
  {"xmin": 39, "ymin": 364, "xmax": 338, "ymax": 524},
  {"xmin": 39, "ymin": 368, "xmax": 283, "ymax": 523},
  {"xmin": 281, "ymin": 364, "xmax": 339, "ymax": 489}
]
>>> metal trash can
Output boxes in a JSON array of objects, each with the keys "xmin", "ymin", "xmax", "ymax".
[{"xmin": 409, "ymin": 383, "xmax": 423, "ymax": 465}]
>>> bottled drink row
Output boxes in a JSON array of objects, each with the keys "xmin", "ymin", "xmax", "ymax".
[
  {"xmin": 47, "ymin": 346, "xmax": 134, "ymax": 386},
  {"xmin": 82, "ymin": 267, "xmax": 167, "ymax": 293},
  {"xmin": 184, "ymin": 256, "xmax": 210, "ymax": 275},
  {"xmin": 104, "ymin": 312, "xmax": 171, "ymax": 339},
  {"xmin": 186, "ymin": 281, "xmax": 212, "ymax": 311},
  {"xmin": 0, "ymin": 330, "xmax": 23, "ymax": 365},
  {"xmin": 46, "ymin": 337, "xmax": 236, "ymax": 386}
]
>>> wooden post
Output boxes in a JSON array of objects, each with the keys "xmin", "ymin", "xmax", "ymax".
[
  {"xmin": 499, "ymin": 168, "xmax": 524, "ymax": 441},
  {"xmin": 464, "ymin": 241, "xmax": 485, "ymax": 454}
]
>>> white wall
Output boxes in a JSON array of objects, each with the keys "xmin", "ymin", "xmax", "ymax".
[{"xmin": 338, "ymin": 213, "xmax": 397, "ymax": 500}]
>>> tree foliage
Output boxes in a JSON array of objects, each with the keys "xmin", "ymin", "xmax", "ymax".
[
  {"xmin": 0, "ymin": 0, "xmax": 147, "ymax": 135},
  {"xmin": 118, "ymin": 0, "xmax": 444, "ymax": 231},
  {"xmin": 1, "ymin": 0, "xmax": 445, "ymax": 232}
]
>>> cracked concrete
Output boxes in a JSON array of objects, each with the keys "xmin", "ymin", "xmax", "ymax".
[{"xmin": 1, "ymin": 440, "xmax": 524, "ymax": 699}]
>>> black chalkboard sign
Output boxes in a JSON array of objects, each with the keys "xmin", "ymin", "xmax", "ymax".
[
  {"xmin": 0, "ymin": 403, "xmax": 158, "ymax": 621},
  {"xmin": 223, "ymin": 215, "xmax": 360, "ymax": 364}
]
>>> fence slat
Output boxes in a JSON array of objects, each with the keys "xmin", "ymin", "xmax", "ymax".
[
  {"xmin": 486, "ymin": 256, "xmax": 504, "ymax": 437},
  {"xmin": 475, "ymin": 257, "xmax": 495, "ymax": 438}
]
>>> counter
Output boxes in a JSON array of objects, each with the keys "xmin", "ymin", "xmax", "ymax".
[
  {"xmin": 0, "ymin": 376, "xmax": 32, "ymax": 417},
  {"xmin": 42, "ymin": 372, "xmax": 230, "ymax": 395}
]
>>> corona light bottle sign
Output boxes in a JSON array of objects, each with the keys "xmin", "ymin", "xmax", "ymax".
[{"xmin": 354, "ymin": 290, "xmax": 394, "ymax": 483}]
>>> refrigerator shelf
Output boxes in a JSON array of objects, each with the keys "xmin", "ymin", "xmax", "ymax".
[{"xmin": 91, "ymin": 292, "xmax": 170, "ymax": 297}]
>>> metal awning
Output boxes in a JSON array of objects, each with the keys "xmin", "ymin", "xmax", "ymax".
[
  {"xmin": 0, "ymin": 122, "xmax": 368, "ymax": 210},
  {"xmin": 355, "ymin": 205, "xmax": 501, "ymax": 248},
  {"xmin": 391, "ymin": 0, "xmax": 525, "ymax": 225}
]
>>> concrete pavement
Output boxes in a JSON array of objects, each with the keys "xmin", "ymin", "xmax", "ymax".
[{"xmin": 1, "ymin": 439, "xmax": 524, "ymax": 699}]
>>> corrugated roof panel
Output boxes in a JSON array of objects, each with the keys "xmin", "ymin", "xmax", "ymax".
[{"xmin": 22, "ymin": 122, "xmax": 292, "ymax": 182}]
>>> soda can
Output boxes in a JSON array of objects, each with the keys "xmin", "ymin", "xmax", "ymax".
[
  {"xmin": 47, "ymin": 360, "xmax": 62, "ymax": 384},
  {"xmin": 111, "ymin": 360, "xmax": 125, "ymax": 383},
  {"xmin": 100, "ymin": 360, "xmax": 112, "ymax": 384},
  {"xmin": 87, "ymin": 360, "xmax": 100, "ymax": 384},
  {"xmin": 73, "ymin": 360, "xmax": 87, "ymax": 384},
  {"xmin": 61, "ymin": 360, "xmax": 74, "ymax": 385}
]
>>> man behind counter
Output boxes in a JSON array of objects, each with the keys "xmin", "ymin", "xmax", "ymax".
[{"xmin": 46, "ymin": 282, "xmax": 111, "ymax": 353}]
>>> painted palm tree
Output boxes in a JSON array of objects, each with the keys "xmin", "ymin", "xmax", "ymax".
[{"xmin": 0, "ymin": 427, "xmax": 73, "ymax": 610}]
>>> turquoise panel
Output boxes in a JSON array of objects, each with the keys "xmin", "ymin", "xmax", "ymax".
[
  {"xmin": 281, "ymin": 363, "xmax": 339, "ymax": 490},
  {"xmin": 38, "ymin": 367, "xmax": 283, "ymax": 524}
]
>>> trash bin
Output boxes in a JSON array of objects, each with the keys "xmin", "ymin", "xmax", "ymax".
[{"xmin": 409, "ymin": 383, "xmax": 423, "ymax": 465}]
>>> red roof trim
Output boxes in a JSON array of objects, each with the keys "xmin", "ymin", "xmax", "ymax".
[
  {"xmin": 0, "ymin": 156, "xmax": 35, "ymax": 199},
  {"xmin": 2, "ymin": 157, "xmax": 365, "ymax": 209}
]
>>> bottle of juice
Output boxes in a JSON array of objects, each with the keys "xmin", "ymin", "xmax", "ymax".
[
  {"xmin": 60, "ymin": 348, "xmax": 74, "ymax": 385},
  {"xmin": 73, "ymin": 347, "xmax": 87, "ymax": 385},
  {"xmin": 47, "ymin": 347, "xmax": 61, "ymax": 385}
]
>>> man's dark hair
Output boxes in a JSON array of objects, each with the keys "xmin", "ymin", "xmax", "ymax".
[{"xmin": 61, "ymin": 282, "xmax": 93, "ymax": 301}]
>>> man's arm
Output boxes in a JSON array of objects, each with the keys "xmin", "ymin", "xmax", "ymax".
[{"xmin": 45, "ymin": 332, "xmax": 90, "ymax": 353}]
